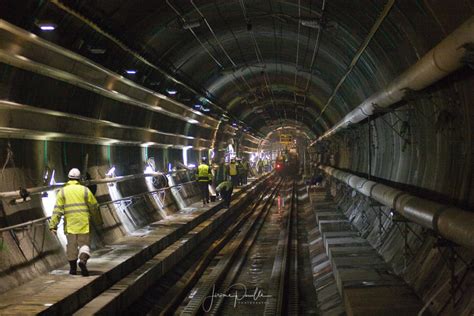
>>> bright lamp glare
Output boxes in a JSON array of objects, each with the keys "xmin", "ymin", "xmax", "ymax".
[
  {"xmin": 166, "ymin": 89, "xmax": 177, "ymax": 95},
  {"xmin": 106, "ymin": 166, "xmax": 116, "ymax": 177},
  {"xmin": 39, "ymin": 25, "xmax": 56, "ymax": 31},
  {"xmin": 144, "ymin": 166, "xmax": 154, "ymax": 173},
  {"xmin": 125, "ymin": 70, "xmax": 137, "ymax": 74}
]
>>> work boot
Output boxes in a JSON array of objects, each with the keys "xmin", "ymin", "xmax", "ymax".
[
  {"xmin": 78, "ymin": 260, "xmax": 89, "ymax": 276},
  {"xmin": 69, "ymin": 260, "xmax": 77, "ymax": 275}
]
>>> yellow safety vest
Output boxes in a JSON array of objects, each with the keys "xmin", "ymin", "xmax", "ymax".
[
  {"xmin": 49, "ymin": 180, "xmax": 100, "ymax": 234},
  {"xmin": 197, "ymin": 164, "xmax": 211, "ymax": 182},
  {"xmin": 229, "ymin": 162, "xmax": 237, "ymax": 176}
]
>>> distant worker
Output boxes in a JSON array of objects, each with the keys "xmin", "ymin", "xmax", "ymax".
[
  {"xmin": 241, "ymin": 158, "xmax": 250, "ymax": 185},
  {"xmin": 215, "ymin": 157, "xmax": 227, "ymax": 187},
  {"xmin": 49, "ymin": 168, "xmax": 101, "ymax": 276},
  {"xmin": 236, "ymin": 158, "xmax": 244, "ymax": 186},
  {"xmin": 228, "ymin": 158, "xmax": 239, "ymax": 187},
  {"xmin": 197, "ymin": 158, "xmax": 211, "ymax": 206},
  {"xmin": 257, "ymin": 159, "xmax": 263, "ymax": 174},
  {"xmin": 216, "ymin": 179, "xmax": 233, "ymax": 208},
  {"xmin": 263, "ymin": 158, "xmax": 270, "ymax": 172}
]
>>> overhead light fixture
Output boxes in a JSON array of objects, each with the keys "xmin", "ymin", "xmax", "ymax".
[
  {"xmin": 38, "ymin": 22, "xmax": 57, "ymax": 31},
  {"xmin": 88, "ymin": 47, "xmax": 106, "ymax": 54},
  {"xmin": 182, "ymin": 20, "xmax": 201, "ymax": 30},
  {"xmin": 125, "ymin": 69, "xmax": 137, "ymax": 74},
  {"xmin": 187, "ymin": 119, "xmax": 199, "ymax": 124},
  {"xmin": 166, "ymin": 88, "xmax": 177, "ymax": 95},
  {"xmin": 202, "ymin": 107, "xmax": 210, "ymax": 112},
  {"xmin": 300, "ymin": 19, "xmax": 321, "ymax": 29},
  {"xmin": 232, "ymin": 122, "xmax": 237, "ymax": 127},
  {"xmin": 194, "ymin": 104, "xmax": 202, "ymax": 109}
]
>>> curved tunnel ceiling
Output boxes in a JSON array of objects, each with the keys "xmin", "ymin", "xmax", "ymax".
[
  {"xmin": 3, "ymin": 0, "xmax": 472, "ymax": 140},
  {"xmin": 29, "ymin": 0, "xmax": 429, "ymax": 138}
]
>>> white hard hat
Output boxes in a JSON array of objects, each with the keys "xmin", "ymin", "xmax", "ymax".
[{"xmin": 68, "ymin": 168, "xmax": 81, "ymax": 179}]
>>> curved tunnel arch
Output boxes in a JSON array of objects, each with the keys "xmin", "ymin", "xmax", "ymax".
[{"xmin": 0, "ymin": 2, "xmax": 473, "ymax": 313}]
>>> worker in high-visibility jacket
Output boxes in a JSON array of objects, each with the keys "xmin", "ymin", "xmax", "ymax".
[
  {"xmin": 216, "ymin": 179, "xmax": 233, "ymax": 208},
  {"xmin": 228, "ymin": 158, "xmax": 239, "ymax": 187},
  {"xmin": 49, "ymin": 168, "xmax": 101, "ymax": 276},
  {"xmin": 197, "ymin": 158, "xmax": 212, "ymax": 206}
]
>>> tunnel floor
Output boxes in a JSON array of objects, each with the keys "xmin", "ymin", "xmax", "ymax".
[{"xmin": 0, "ymin": 177, "xmax": 427, "ymax": 315}]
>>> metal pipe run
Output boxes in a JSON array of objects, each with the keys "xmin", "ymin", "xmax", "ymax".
[
  {"xmin": 313, "ymin": 16, "xmax": 474, "ymax": 144},
  {"xmin": 0, "ymin": 180, "xmax": 196, "ymax": 233},
  {"xmin": 320, "ymin": 165, "xmax": 474, "ymax": 250},
  {"xmin": 0, "ymin": 169, "xmax": 191, "ymax": 200}
]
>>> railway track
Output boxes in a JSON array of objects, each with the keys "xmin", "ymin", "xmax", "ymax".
[
  {"xmin": 3, "ymin": 175, "xmax": 304, "ymax": 315},
  {"xmin": 128, "ymin": 178, "xmax": 301, "ymax": 316}
]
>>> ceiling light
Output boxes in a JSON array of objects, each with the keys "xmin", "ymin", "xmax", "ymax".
[
  {"xmin": 300, "ymin": 19, "xmax": 321, "ymax": 29},
  {"xmin": 88, "ymin": 47, "xmax": 106, "ymax": 54},
  {"xmin": 194, "ymin": 104, "xmax": 202, "ymax": 109},
  {"xmin": 202, "ymin": 108, "xmax": 210, "ymax": 112},
  {"xmin": 166, "ymin": 89, "xmax": 177, "ymax": 95},
  {"xmin": 182, "ymin": 21, "xmax": 201, "ymax": 30},
  {"xmin": 38, "ymin": 23, "xmax": 57, "ymax": 31},
  {"xmin": 187, "ymin": 119, "xmax": 199, "ymax": 124},
  {"xmin": 125, "ymin": 69, "xmax": 137, "ymax": 74}
]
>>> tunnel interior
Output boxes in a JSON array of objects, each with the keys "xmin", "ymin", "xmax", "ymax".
[{"xmin": 0, "ymin": 1, "xmax": 473, "ymax": 315}]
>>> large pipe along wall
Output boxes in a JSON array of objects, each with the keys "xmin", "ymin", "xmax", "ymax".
[{"xmin": 320, "ymin": 165, "xmax": 474, "ymax": 250}]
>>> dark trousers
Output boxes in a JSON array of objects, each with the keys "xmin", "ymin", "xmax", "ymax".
[
  {"xmin": 230, "ymin": 175, "xmax": 239, "ymax": 187},
  {"xmin": 199, "ymin": 181, "xmax": 209, "ymax": 204},
  {"xmin": 221, "ymin": 189, "xmax": 232, "ymax": 207},
  {"xmin": 241, "ymin": 173, "xmax": 248, "ymax": 185}
]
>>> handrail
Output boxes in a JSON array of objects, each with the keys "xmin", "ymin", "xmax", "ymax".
[
  {"xmin": 0, "ymin": 180, "xmax": 196, "ymax": 233},
  {"xmin": 320, "ymin": 165, "xmax": 474, "ymax": 250},
  {"xmin": 0, "ymin": 169, "xmax": 193, "ymax": 200}
]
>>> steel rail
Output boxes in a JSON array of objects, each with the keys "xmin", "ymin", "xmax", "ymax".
[
  {"xmin": 179, "ymin": 178, "xmax": 283, "ymax": 315},
  {"xmin": 263, "ymin": 181, "xmax": 297, "ymax": 315},
  {"xmin": 320, "ymin": 165, "xmax": 474, "ymax": 250},
  {"xmin": 157, "ymin": 178, "xmax": 279, "ymax": 315},
  {"xmin": 69, "ymin": 174, "xmax": 273, "ymax": 315}
]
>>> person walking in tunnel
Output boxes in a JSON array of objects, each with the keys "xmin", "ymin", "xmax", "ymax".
[
  {"xmin": 197, "ymin": 157, "xmax": 211, "ymax": 206},
  {"xmin": 228, "ymin": 158, "xmax": 239, "ymax": 187},
  {"xmin": 49, "ymin": 168, "xmax": 101, "ymax": 276},
  {"xmin": 216, "ymin": 179, "xmax": 233, "ymax": 208},
  {"xmin": 257, "ymin": 159, "xmax": 264, "ymax": 174},
  {"xmin": 236, "ymin": 158, "xmax": 244, "ymax": 186},
  {"xmin": 214, "ymin": 157, "xmax": 227, "ymax": 188},
  {"xmin": 241, "ymin": 158, "xmax": 249, "ymax": 185}
]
